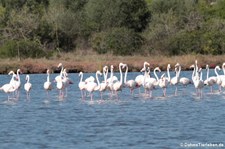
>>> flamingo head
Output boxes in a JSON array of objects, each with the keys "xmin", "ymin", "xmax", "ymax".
[
  {"xmin": 167, "ymin": 64, "xmax": 171, "ymax": 69},
  {"xmin": 103, "ymin": 66, "xmax": 108, "ymax": 72},
  {"xmin": 122, "ymin": 63, "xmax": 127, "ymax": 69},
  {"xmin": 17, "ymin": 69, "xmax": 22, "ymax": 74},
  {"xmin": 215, "ymin": 66, "xmax": 221, "ymax": 71},
  {"xmin": 155, "ymin": 67, "xmax": 161, "ymax": 72},
  {"xmin": 79, "ymin": 72, "xmax": 83, "ymax": 76},
  {"xmin": 175, "ymin": 63, "xmax": 180, "ymax": 68},
  {"xmin": 46, "ymin": 69, "xmax": 50, "ymax": 74},
  {"xmin": 140, "ymin": 67, "xmax": 145, "ymax": 72},
  {"xmin": 57, "ymin": 63, "xmax": 62, "ymax": 68},
  {"xmin": 222, "ymin": 63, "xmax": 225, "ymax": 68},
  {"xmin": 143, "ymin": 62, "xmax": 150, "ymax": 67},
  {"xmin": 119, "ymin": 63, "xmax": 124, "ymax": 68},
  {"xmin": 190, "ymin": 64, "xmax": 195, "ymax": 69},
  {"xmin": 195, "ymin": 60, "xmax": 198, "ymax": 65},
  {"xmin": 25, "ymin": 75, "xmax": 29, "ymax": 81},
  {"xmin": 96, "ymin": 70, "xmax": 102, "ymax": 76},
  {"xmin": 8, "ymin": 70, "xmax": 15, "ymax": 75},
  {"xmin": 110, "ymin": 65, "xmax": 114, "ymax": 71},
  {"xmin": 206, "ymin": 64, "xmax": 209, "ymax": 69}
]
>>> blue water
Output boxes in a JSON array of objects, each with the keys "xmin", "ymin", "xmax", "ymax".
[{"xmin": 0, "ymin": 71, "xmax": 225, "ymax": 149}]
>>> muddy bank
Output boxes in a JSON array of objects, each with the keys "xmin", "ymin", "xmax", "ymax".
[{"xmin": 0, "ymin": 54, "xmax": 224, "ymax": 74}]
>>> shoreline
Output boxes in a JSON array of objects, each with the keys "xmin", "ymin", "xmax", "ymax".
[{"xmin": 0, "ymin": 54, "xmax": 224, "ymax": 74}]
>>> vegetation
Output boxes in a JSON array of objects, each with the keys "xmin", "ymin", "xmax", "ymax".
[{"xmin": 0, "ymin": 0, "xmax": 225, "ymax": 58}]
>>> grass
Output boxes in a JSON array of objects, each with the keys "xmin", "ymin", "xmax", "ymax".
[{"xmin": 0, "ymin": 52, "xmax": 225, "ymax": 74}]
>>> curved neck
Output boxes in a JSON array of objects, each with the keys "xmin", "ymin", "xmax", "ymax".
[
  {"xmin": 215, "ymin": 67, "xmax": 219, "ymax": 77},
  {"xmin": 195, "ymin": 63, "xmax": 199, "ymax": 78},
  {"xmin": 192, "ymin": 67, "xmax": 195, "ymax": 81},
  {"xmin": 79, "ymin": 73, "xmax": 83, "ymax": 83},
  {"xmin": 206, "ymin": 66, "xmax": 209, "ymax": 79},
  {"xmin": 124, "ymin": 65, "xmax": 128, "ymax": 83},
  {"xmin": 222, "ymin": 65, "xmax": 225, "ymax": 75},
  {"xmin": 96, "ymin": 72, "xmax": 100, "ymax": 86},
  {"xmin": 26, "ymin": 76, "xmax": 30, "ymax": 83},
  {"xmin": 167, "ymin": 66, "xmax": 170, "ymax": 81},
  {"xmin": 60, "ymin": 66, "xmax": 64, "ymax": 76},
  {"xmin": 177, "ymin": 65, "xmax": 181, "ymax": 78},
  {"xmin": 119, "ymin": 65, "xmax": 123, "ymax": 84},
  {"xmin": 103, "ymin": 70, "xmax": 107, "ymax": 84},
  {"xmin": 154, "ymin": 69, "xmax": 159, "ymax": 81},
  {"xmin": 47, "ymin": 73, "xmax": 50, "ymax": 82},
  {"xmin": 17, "ymin": 70, "xmax": 20, "ymax": 82},
  {"xmin": 110, "ymin": 68, "xmax": 113, "ymax": 83}
]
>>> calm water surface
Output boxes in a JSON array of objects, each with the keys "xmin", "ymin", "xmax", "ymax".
[{"xmin": 0, "ymin": 71, "xmax": 225, "ymax": 149}]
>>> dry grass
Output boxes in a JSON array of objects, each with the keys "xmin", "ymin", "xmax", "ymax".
[{"xmin": 0, "ymin": 53, "xmax": 225, "ymax": 74}]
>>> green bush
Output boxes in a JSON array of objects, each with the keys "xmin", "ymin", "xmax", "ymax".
[
  {"xmin": 91, "ymin": 27, "xmax": 144, "ymax": 55},
  {"xmin": 0, "ymin": 39, "xmax": 49, "ymax": 58}
]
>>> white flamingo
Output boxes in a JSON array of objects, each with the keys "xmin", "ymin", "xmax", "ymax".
[
  {"xmin": 24, "ymin": 75, "xmax": 32, "ymax": 99},
  {"xmin": 124, "ymin": 64, "xmax": 137, "ymax": 95},
  {"xmin": 44, "ymin": 69, "xmax": 52, "ymax": 97},
  {"xmin": 171, "ymin": 63, "xmax": 180, "ymax": 96},
  {"xmin": 14, "ymin": 69, "xmax": 22, "ymax": 98},
  {"xmin": 55, "ymin": 63, "xmax": 65, "ymax": 98},
  {"xmin": 78, "ymin": 72, "xmax": 86, "ymax": 99},
  {"xmin": 214, "ymin": 65, "xmax": 222, "ymax": 92},
  {"xmin": 95, "ymin": 70, "xmax": 107, "ymax": 99},
  {"xmin": 143, "ymin": 67, "xmax": 161, "ymax": 98},
  {"xmin": 175, "ymin": 63, "xmax": 192, "ymax": 87},
  {"xmin": 97, "ymin": 66, "xmax": 108, "ymax": 99},
  {"xmin": 86, "ymin": 71, "xmax": 98, "ymax": 100},
  {"xmin": 158, "ymin": 64, "xmax": 171, "ymax": 97},
  {"xmin": 112, "ymin": 63, "xmax": 125, "ymax": 98},
  {"xmin": 135, "ymin": 62, "xmax": 150, "ymax": 91},
  {"xmin": 204, "ymin": 64, "xmax": 217, "ymax": 93},
  {"xmin": 0, "ymin": 83, "xmax": 16, "ymax": 101},
  {"xmin": 194, "ymin": 68, "xmax": 204, "ymax": 97}
]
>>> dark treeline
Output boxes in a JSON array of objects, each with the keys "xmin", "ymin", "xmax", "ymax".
[{"xmin": 0, "ymin": 0, "xmax": 225, "ymax": 58}]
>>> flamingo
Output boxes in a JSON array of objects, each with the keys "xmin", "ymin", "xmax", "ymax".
[
  {"xmin": 14, "ymin": 69, "xmax": 22, "ymax": 98},
  {"xmin": 106, "ymin": 65, "xmax": 118, "ymax": 84},
  {"xmin": 55, "ymin": 63, "xmax": 64, "ymax": 82},
  {"xmin": 214, "ymin": 65, "xmax": 222, "ymax": 92},
  {"xmin": 175, "ymin": 63, "xmax": 192, "ymax": 87},
  {"xmin": 143, "ymin": 67, "xmax": 161, "ymax": 98},
  {"xmin": 62, "ymin": 69, "xmax": 73, "ymax": 97},
  {"xmin": 95, "ymin": 70, "xmax": 107, "ymax": 99},
  {"xmin": 86, "ymin": 71, "xmax": 98, "ymax": 100},
  {"xmin": 135, "ymin": 62, "xmax": 150, "ymax": 92},
  {"xmin": 55, "ymin": 63, "xmax": 65, "ymax": 98},
  {"xmin": 158, "ymin": 64, "xmax": 171, "ymax": 97},
  {"xmin": 194, "ymin": 68, "xmax": 204, "ymax": 97},
  {"xmin": 111, "ymin": 63, "xmax": 125, "ymax": 98},
  {"xmin": 0, "ymin": 83, "xmax": 16, "ymax": 101},
  {"xmin": 97, "ymin": 66, "xmax": 108, "ymax": 99},
  {"xmin": 124, "ymin": 64, "xmax": 137, "ymax": 95},
  {"xmin": 171, "ymin": 63, "xmax": 180, "ymax": 96},
  {"xmin": 24, "ymin": 75, "xmax": 32, "ymax": 99},
  {"xmin": 78, "ymin": 72, "xmax": 86, "ymax": 99},
  {"xmin": 204, "ymin": 65, "xmax": 217, "ymax": 93},
  {"xmin": 44, "ymin": 69, "xmax": 52, "ymax": 97}
]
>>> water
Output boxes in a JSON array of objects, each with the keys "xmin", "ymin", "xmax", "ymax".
[{"xmin": 0, "ymin": 70, "xmax": 225, "ymax": 149}]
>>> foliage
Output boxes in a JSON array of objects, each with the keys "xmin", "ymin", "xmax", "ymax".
[
  {"xmin": 0, "ymin": 39, "xmax": 49, "ymax": 58},
  {"xmin": 91, "ymin": 28, "xmax": 144, "ymax": 55},
  {"xmin": 0, "ymin": 0, "xmax": 225, "ymax": 57}
]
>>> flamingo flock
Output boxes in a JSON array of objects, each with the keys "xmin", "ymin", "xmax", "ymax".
[{"xmin": 1, "ymin": 61, "xmax": 225, "ymax": 101}]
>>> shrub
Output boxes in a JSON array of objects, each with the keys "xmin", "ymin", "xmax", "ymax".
[
  {"xmin": 0, "ymin": 39, "xmax": 49, "ymax": 58},
  {"xmin": 91, "ymin": 27, "xmax": 144, "ymax": 55}
]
